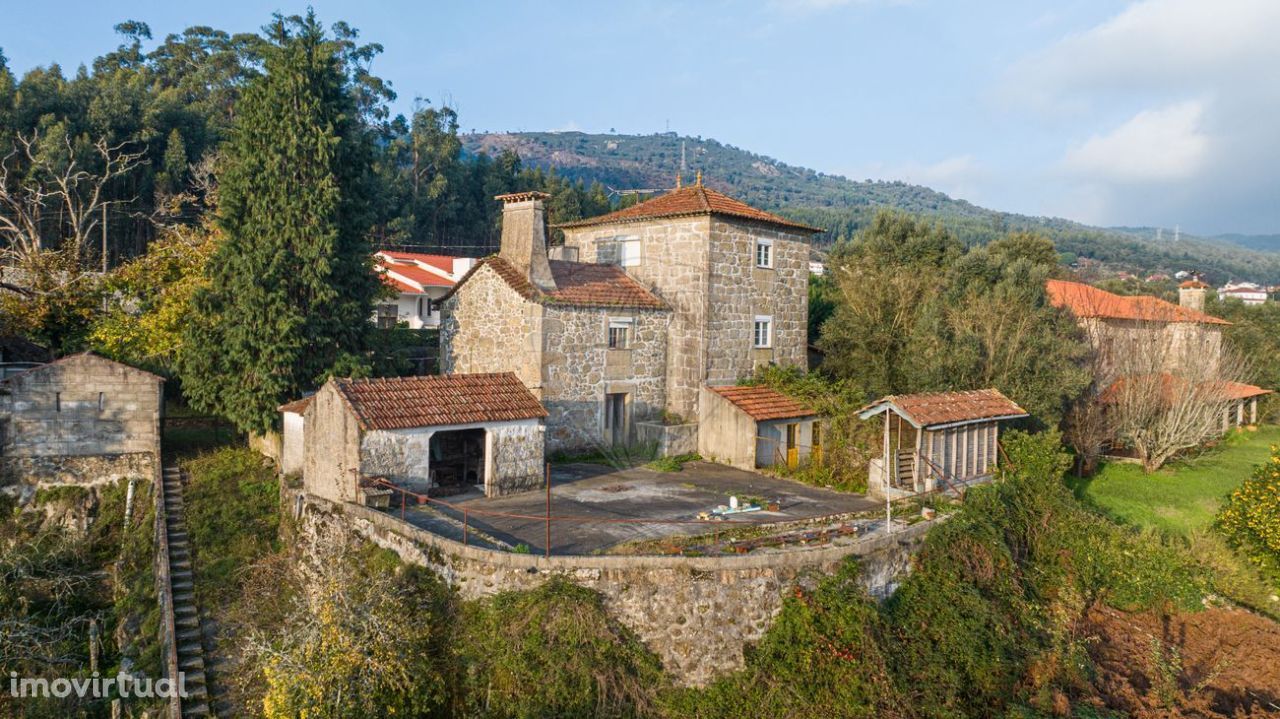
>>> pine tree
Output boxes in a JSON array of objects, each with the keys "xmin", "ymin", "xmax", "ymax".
[{"xmin": 178, "ymin": 12, "xmax": 377, "ymax": 434}]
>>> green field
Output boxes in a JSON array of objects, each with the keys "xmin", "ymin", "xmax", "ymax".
[{"xmin": 1070, "ymin": 425, "xmax": 1280, "ymax": 535}]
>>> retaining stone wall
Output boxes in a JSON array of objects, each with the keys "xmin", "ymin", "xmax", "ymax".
[{"xmin": 294, "ymin": 492, "xmax": 930, "ymax": 686}]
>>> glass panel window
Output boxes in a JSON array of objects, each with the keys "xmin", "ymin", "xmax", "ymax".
[
  {"xmin": 608, "ymin": 325, "xmax": 629, "ymax": 349},
  {"xmin": 753, "ymin": 315, "xmax": 773, "ymax": 348},
  {"xmin": 619, "ymin": 239, "xmax": 641, "ymax": 267},
  {"xmin": 755, "ymin": 239, "xmax": 773, "ymax": 268},
  {"xmin": 376, "ymin": 304, "xmax": 398, "ymax": 329},
  {"xmin": 598, "ymin": 237, "xmax": 641, "ymax": 267}
]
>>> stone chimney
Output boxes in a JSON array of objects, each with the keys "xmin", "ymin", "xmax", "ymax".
[
  {"xmin": 1178, "ymin": 278, "xmax": 1208, "ymax": 312},
  {"xmin": 495, "ymin": 191, "xmax": 556, "ymax": 292}
]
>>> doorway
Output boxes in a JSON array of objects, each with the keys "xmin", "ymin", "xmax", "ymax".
[
  {"xmin": 428, "ymin": 428, "xmax": 486, "ymax": 496},
  {"xmin": 604, "ymin": 392, "xmax": 628, "ymax": 445}
]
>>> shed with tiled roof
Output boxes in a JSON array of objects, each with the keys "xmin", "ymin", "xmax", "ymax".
[
  {"xmin": 301, "ymin": 373, "xmax": 547, "ymax": 504},
  {"xmin": 858, "ymin": 389, "xmax": 1028, "ymax": 500},
  {"xmin": 699, "ymin": 384, "xmax": 821, "ymax": 471}
]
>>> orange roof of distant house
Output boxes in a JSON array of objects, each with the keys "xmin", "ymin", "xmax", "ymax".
[
  {"xmin": 380, "ymin": 273, "xmax": 419, "ymax": 294},
  {"xmin": 1046, "ymin": 279, "xmax": 1229, "ymax": 325},
  {"xmin": 707, "ymin": 385, "xmax": 817, "ymax": 422},
  {"xmin": 1101, "ymin": 374, "xmax": 1271, "ymax": 404},
  {"xmin": 443, "ymin": 256, "xmax": 669, "ymax": 311},
  {"xmin": 1179, "ymin": 279, "xmax": 1210, "ymax": 289},
  {"xmin": 859, "ymin": 389, "xmax": 1027, "ymax": 428},
  {"xmin": 380, "ymin": 262, "xmax": 456, "ymax": 289},
  {"xmin": 555, "ymin": 184, "xmax": 823, "ymax": 233},
  {"xmin": 377, "ymin": 251, "xmax": 458, "ymax": 274},
  {"xmin": 332, "ymin": 373, "xmax": 547, "ymax": 430}
]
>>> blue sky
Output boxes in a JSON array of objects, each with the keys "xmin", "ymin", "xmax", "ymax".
[{"xmin": 5, "ymin": 0, "xmax": 1279, "ymax": 235}]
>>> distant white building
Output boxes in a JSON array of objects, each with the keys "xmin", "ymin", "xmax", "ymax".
[
  {"xmin": 373, "ymin": 251, "xmax": 476, "ymax": 329},
  {"xmin": 1218, "ymin": 282, "xmax": 1268, "ymax": 306}
]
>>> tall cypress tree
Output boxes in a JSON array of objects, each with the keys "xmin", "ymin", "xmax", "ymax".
[{"xmin": 179, "ymin": 12, "xmax": 377, "ymax": 434}]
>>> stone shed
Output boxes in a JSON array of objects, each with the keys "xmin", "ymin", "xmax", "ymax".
[
  {"xmin": 0, "ymin": 352, "xmax": 163, "ymax": 485},
  {"xmin": 300, "ymin": 372, "xmax": 548, "ymax": 504},
  {"xmin": 859, "ymin": 389, "xmax": 1027, "ymax": 499},
  {"xmin": 699, "ymin": 385, "xmax": 819, "ymax": 471}
]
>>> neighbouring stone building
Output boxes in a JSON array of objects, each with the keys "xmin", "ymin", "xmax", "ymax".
[
  {"xmin": 1047, "ymin": 278, "xmax": 1270, "ymax": 429},
  {"xmin": 440, "ymin": 181, "xmax": 820, "ymax": 456},
  {"xmin": 0, "ymin": 352, "xmax": 163, "ymax": 485},
  {"xmin": 298, "ymin": 372, "xmax": 547, "ymax": 502}
]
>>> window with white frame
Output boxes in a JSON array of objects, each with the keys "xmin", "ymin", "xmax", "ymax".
[
  {"xmin": 597, "ymin": 236, "xmax": 641, "ymax": 267},
  {"xmin": 608, "ymin": 317, "xmax": 632, "ymax": 349},
  {"xmin": 753, "ymin": 315, "xmax": 773, "ymax": 348},
  {"xmin": 755, "ymin": 238, "xmax": 773, "ymax": 268}
]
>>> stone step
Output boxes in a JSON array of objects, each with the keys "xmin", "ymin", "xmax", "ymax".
[
  {"xmin": 178, "ymin": 640, "xmax": 202, "ymax": 654},
  {"xmin": 175, "ymin": 615, "xmax": 200, "ymax": 629},
  {"xmin": 182, "ymin": 702, "xmax": 211, "ymax": 717},
  {"xmin": 177, "ymin": 628, "xmax": 202, "ymax": 642},
  {"xmin": 181, "ymin": 669, "xmax": 206, "ymax": 686},
  {"xmin": 174, "ymin": 591, "xmax": 195, "ymax": 604},
  {"xmin": 175, "ymin": 605, "xmax": 198, "ymax": 617},
  {"xmin": 179, "ymin": 656, "xmax": 204, "ymax": 671}
]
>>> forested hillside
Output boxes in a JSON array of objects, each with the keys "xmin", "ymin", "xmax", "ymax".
[{"xmin": 464, "ymin": 132, "xmax": 1280, "ymax": 283}]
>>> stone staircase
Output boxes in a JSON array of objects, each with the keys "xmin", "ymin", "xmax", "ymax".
[{"xmin": 161, "ymin": 465, "xmax": 213, "ymax": 718}]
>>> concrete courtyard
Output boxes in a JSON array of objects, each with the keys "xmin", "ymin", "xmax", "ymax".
[{"xmin": 402, "ymin": 460, "xmax": 878, "ymax": 554}]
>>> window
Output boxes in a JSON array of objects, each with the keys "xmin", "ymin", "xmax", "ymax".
[
  {"xmin": 597, "ymin": 237, "xmax": 641, "ymax": 267},
  {"xmin": 608, "ymin": 318, "xmax": 631, "ymax": 349},
  {"xmin": 755, "ymin": 238, "xmax": 773, "ymax": 268},
  {"xmin": 375, "ymin": 304, "xmax": 398, "ymax": 329},
  {"xmin": 98, "ymin": 392, "xmax": 105, "ymax": 412},
  {"xmin": 55, "ymin": 392, "xmax": 61, "ymax": 412},
  {"xmin": 416, "ymin": 297, "xmax": 424, "ymax": 317},
  {"xmin": 753, "ymin": 315, "xmax": 773, "ymax": 348},
  {"xmin": 604, "ymin": 392, "xmax": 628, "ymax": 444}
]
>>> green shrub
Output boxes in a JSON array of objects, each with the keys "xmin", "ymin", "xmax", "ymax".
[
  {"xmin": 1215, "ymin": 445, "xmax": 1280, "ymax": 577},
  {"xmin": 182, "ymin": 447, "xmax": 280, "ymax": 605},
  {"xmin": 646, "ymin": 453, "xmax": 701, "ymax": 472},
  {"xmin": 457, "ymin": 578, "xmax": 665, "ymax": 719}
]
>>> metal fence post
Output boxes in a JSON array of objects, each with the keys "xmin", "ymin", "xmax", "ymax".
[
  {"xmin": 545, "ymin": 462, "xmax": 552, "ymax": 558},
  {"xmin": 463, "ymin": 509, "xmax": 469, "ymax": 546}
]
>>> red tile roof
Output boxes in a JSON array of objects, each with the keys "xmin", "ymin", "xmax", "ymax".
[
  {"xmin": 555, "ymin": 184, "xmax": 823, "ymax": 233},
  {"xmin": 860, "ymin": 389, "xmax": 1027, "ymax": 428},
  {"xmin": 378, "ymin": 251, "xmax": 457, "ymax": 274},
  {"xmin": 707, "ymin": 385, "xmax": 817, "ymax": 422},
  {"xmin": 332, "ymin": 373, "xmax": 546, "ymax": 430},
  {"xmin": 443, "ymin": 256, "xmax": 668, "ymax": 311},
  {"xmin": 1047, "ymin": 279, "xmax": 1229, "ymax": 325},
  {"xmin": 380, "ymin": 273, "xmax": 419, "ymax": 294},
  {"xmin": 381, "ymin": 262, "xmax": 455, "ymax": 289},
  {"xmin": 1102, "ymin": 374, "xmax": 1272, "ymax": 404},
  {"xmin": 278, "ymin": 395, "xmax": 314, "ymax": 414},
  {"xmin": 1179, "ymin": 279, "xmax": 1210, "ymax": 289}
]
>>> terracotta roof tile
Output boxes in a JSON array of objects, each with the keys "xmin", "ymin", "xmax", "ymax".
[
  {"xmin": 707, "ymin": 385, "xmax": 817, "ymax": 422},
  {"xmin": 278, "ymin": 395, "xmax": 314, "ymax": 414},
  {"xmin": 333, "ymin": 373, "xmax": 546, "ymax": 431},
  {"xmin": 377, "ymin": 251, "xmax": 458, "ymax": 274},
  {"xmin": 442, "ymin": 256, "xmax": 668, "ymax": 311},
  {"xmin": 380, "ymin": 262, "xmax": 455, "ymax": 289},
  {"xmin": 1179, "ymin": 279, "xmax": 1210, "ymax": 289},
  {"xmin": 555, "ymin": 185, "xmax": 822, "ymax": 233},
  {"xmin": 380, "ymin": 273, "xmax": 420, "ymax": 294},
  {"xmin": 1047, "ymin": 279, "xmax": 1229, "ymax": 325},
  {"xmin": 1102, "ymin": 374, "xmax": 1272, "ymax": 404},
  {"xmin": 860, "ymin": 389, "xmax": 1027, "ymax": 428}
]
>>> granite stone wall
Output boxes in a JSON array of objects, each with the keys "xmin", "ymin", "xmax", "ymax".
[
  {"xmin": 540, "ymin": 305, "xmax": 668, "ymax": 453},
  {"xmin": 294, "ymin": 492, "xmax": 930, "ymax": 687},
  {"xmin": 0, "ymin": 353, "xmax": 162, "ymax": 486},
  {"xmin": 489, "ymin": 421, "xmax": 546, "ymax": 495},
  {"xmin": 439, "ymin": 263, "xmax": 545, "ymax": 391}
]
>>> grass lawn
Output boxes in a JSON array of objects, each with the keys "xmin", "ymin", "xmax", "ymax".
[{"xmin": 1069, "ymin": 425, "xmax": 1280, "ymax": 536}]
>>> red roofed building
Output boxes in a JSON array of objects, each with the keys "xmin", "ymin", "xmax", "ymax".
[
  {"xmin": 700, "ymin": 385, "xmax": 819, "ymax": 470},
  {"xmin": 1047, "ymin": 279, "xmax": 1229, "ymax": 377},
  {"xmin": 858, "ymin": 389, "xmax": 1028, "ymax": 499},
  {"xmin": 299, "ymin": 372, "xmax": 547, "ymax": 501},
  {"xmin": 373, "ymin": 250, "xmax": 477, "ymax": 329},
  {"xmin": 441, "ymin": 182, "xmax": 818, "ymax": 459}
]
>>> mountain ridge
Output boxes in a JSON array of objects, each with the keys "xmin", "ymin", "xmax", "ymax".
[{"xmin": 462, "ymin": 131, "xmax": 1280, "ymax": 283}]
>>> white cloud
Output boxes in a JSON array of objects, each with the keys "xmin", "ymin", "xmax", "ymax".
[
  {"xmin": 1062, "ymin": 101, "xmax": 1210, "ymax": 183},
  {"xmin": 1001, "ymin": 0, "xmax": 1280, "ymax": 231}
]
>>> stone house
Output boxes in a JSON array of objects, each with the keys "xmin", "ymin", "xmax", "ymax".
[
  {"xmin": 699, "ymin": 385, "xmax": 820, "ymax": 471},
  {"xmin": 859, "ymin": 389, "xmax": 1028, "ymax": 499},
  {"xmin": 1047, "ymin": 279, "xmax": 1228, "ymax": 377},
  {"xmin": 440, "ymin": 182, "xmax": 820, "ymax": 456},
  {"xmin": 0, "ymin": 352, "xmax": 163, "ymax": 485},
  {"xmin": 277, "ymin": 395, "xmax": 312, "ymax": 476},
  {"xmin": 299, "ymin": 372, "xmax": 547, "ymax": 503},
  {"xmin": 1047, "ymin": 278, "xmax": 1269, "ymax": 428}
]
